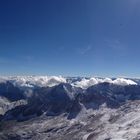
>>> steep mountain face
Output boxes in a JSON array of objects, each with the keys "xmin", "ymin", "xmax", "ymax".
[
  {"xmin": 1, "ymin": 83, "xmax": 82, "ymax": 121},
  {"xmin": 0, "ymin": 97, "xmax": 10, "ymax": 115},
  {"xmin": 0, "ymin": 82, "xmax": 27, "ymax": 116},
  {"xmin": 0, "ymin": 82, "xmax": 25, "ymax": 101},
  {"xmin": 83, "ymin": 83, "xmax": 140, "ymax": 109},
  {"xmin": 0, "ymin": 76, "xmax": 140, "ymax": 140}
]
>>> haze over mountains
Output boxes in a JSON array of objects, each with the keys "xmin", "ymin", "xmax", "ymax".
[{"xmin": 0, "ymin": 76, "xmax": 140, "ymax": 140}]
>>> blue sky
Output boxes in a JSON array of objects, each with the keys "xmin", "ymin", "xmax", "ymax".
[{"xmin": 0, "ymin": 0, "xmax": 140, "ymax": 77}]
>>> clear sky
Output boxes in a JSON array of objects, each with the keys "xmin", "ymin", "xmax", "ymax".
[{"xmin": 0, "ymin": 0, "xmax": 140, "ymax": 77}]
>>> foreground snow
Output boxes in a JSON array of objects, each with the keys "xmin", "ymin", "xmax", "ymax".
[{"xmin": 1, "ymin": 101, "xmax": 140, "ymax": 140}]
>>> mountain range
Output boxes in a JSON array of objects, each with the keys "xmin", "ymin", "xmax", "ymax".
[{"xmin": 0, "ymin": 76, "xmax": 140, "ymax": 140}]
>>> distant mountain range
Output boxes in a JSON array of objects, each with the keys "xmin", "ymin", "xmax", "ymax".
[{"xmin": 0, "ymin": 76, "xmax": 140, "ymax": 140}]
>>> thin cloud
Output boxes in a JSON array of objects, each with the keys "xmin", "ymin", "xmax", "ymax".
[
  {"xmin": 104, "ymin": 39, "xmax": 125, "ymax": 51},
  {"xmin": 78, "ymin": 45, "xmax": 93, "ymax": 55},
  {"xmin": 23, "ymin": 55, "xmax": 34, "ymax": 62}
]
